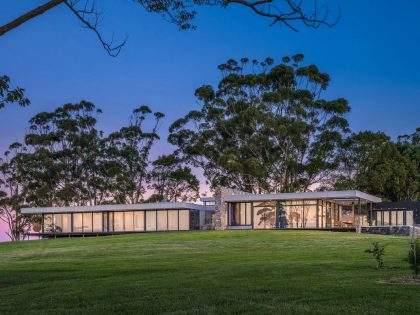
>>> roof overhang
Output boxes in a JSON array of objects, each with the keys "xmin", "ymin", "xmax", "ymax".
[
  {"xmin": 224, "ymin": 190, "xmax": 381, "ymax": 203},
  {"xmin": 21, "ymin": 202, "xmax": 206, "ymax": 214}
]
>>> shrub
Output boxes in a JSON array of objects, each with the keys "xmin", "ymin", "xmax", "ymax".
[
  {"xmin": 365, "ymin": 241, "xmax": 385, "ymax": 269},
  {"xmin": 408, "ymin": 238, "xmax": 420, "ymax": 277}
]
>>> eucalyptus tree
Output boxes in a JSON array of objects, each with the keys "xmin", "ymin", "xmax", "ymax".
[
  {"xmin": 0, "ymin": 75, "xmax": 30, "ymax": 110},
  {"xmin": 169, "ymin": 55, "xmax": 350, "ymax": 193},
  {"xmin": 334, "ymin": 131, "xmax": 418, "ymax": 201},
  {"xmin": 149, "ymin": 153, "xmax": 200, "ymax": 202},
  {"xmin": 104, "ymin": 106, "xmax": 164, "ymax": 204},
  {"xmin": 0, "ymin": 143, "xmax": 38, "ymax": 241},
  {"xmin": 23, "ymin": 101, "xmax": 105, "ymax": 206}
]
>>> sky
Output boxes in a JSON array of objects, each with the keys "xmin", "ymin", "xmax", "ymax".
[{"xmin": 0, "ymin": 0, "xmax": 419, "ymax": 240}]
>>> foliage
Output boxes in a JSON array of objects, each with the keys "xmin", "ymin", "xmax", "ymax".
[
  {"xmin": 104, "ymin": 106, "xmax": 164, "ymax": 203},
  {"xmin": 0, "ymin": 101, "xmax": 164, "ymax": 240},
  {"xmin": 149, "ymin": 153, "xmax": 199, "ymax": 202},
  {"xmin": 333, "ymin": 131, "xmax": 419, "ymax": 201},
  {"xmin": 0, "ymin": 144, "xmax": 39, "ymax": 241},
  {"xmin": 0, "ymin": 75, "xmax": 30, "ymax": 109},
  {"xmin": 169, "ymin": 55, "xmax": 350, "ymax": 193},
  {"xmin": 408, "ymin": 237, "xmax": 420, "ymax": 277},
  {"xmin": 365, "ymin": 241, "xmax": 385, "ymax": 269},
  {"xmin": 397, "ymin": 127, "xmax": 420, "ymax": 200},
  {"xmin": 22, "ymin": 101, "xmax": 105, "ymax": 206}
]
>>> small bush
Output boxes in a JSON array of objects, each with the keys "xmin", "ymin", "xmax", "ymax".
[
  {"xmin": 365, "ymin": 241, "xmax": 385, "ymax": 269},
  {"xmin": 408, "ymin": 238, "xmax": 420, "ymax": 277}
]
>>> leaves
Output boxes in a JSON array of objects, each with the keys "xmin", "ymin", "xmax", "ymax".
[
  {"xmin": 149, "ymin": 153, "xmax": 199, "ymax": 202},
  {"xmin": 0, "ymin": 75, "xmax": 30, "ymax": 110},
  {"xmin": 169, "ymin": 55, "xmax": 350, "ymax": 193}
]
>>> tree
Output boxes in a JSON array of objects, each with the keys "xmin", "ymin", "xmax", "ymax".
[
  {"xmin": 0, "ymin": 75, "xmax": 30, "ymax": 110},
  {"xmin": 333, "ymin": 131, "xmax": 418, "ymax": 201},
  {"xmin": 408, "ymin": 238, "xmax": 420, "ymax": 277},
  {"xmin": 149, "ymin": 153, "xmax": 199, "ymax": 202},
  {"xmin": 398, "ymin": 127, "xmax": 420, "ymax": 200},
  {"xmin": 365, "ymin": 241, "xmax": 385, "ymax": 270},
  {"xmin": 0, "ymin": 143, "xmax": 39, "ymax": 241},
  {"xmin": 0, "ymin": 0, "xmax": 339, "ymax": 56},
  {"xmin": 169, "ymin": 55, "xmax": 350, "ymax": 193},
  {"xmin": 104, "ymin": 106, "xmax": 164, "ymax": 204},
  {"xmin": 23, "ymin": 101, "xmax": 105, "ymax": 206}
]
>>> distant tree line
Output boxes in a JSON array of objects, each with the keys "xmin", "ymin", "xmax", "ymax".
[{"xmin": 1, "ymin": 55, "xmax": 419, "ymax": 240}]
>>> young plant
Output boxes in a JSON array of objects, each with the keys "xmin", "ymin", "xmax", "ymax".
[
  {"xmin": 365, "ymin": 241, "xmax": 385, "ymax": 269},
  {"xmin": 408, "ymin": 238, "xmax": 420, "ymax": 278}
]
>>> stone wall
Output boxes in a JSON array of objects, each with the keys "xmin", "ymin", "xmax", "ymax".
[
  {"xmin": 214, "ymin": 187, "xmax": 248, "ymax": 230},
  {"xmin": 362, "ymin": 225, "xmax": 420, "ymax": 237}
]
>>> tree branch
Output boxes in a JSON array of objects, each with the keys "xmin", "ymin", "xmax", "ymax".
[
  {"xmin": 64, "ymin": 1, "xmax": 127, "ymax": 57},
  {"xmin": 0, "ymin": 0, "xmax": 66, "ymax": 36},
  {"xmin": 226, "ymin": 0, "xmax": 339, "ymax": 31}
]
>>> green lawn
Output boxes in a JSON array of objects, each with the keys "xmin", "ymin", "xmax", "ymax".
[{"xmin": 0, "ymin": 231, "xmax": 419, "ymax": 315}]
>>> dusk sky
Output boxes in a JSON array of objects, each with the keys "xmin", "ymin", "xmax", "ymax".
[{"xmin": 1, "ymin": 0, "xmax": 419, "ymax": 240}]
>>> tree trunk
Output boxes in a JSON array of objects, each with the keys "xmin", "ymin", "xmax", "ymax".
[{"xmin": 0, "ymin": 0, "xmax": 66, "ymax": 36}]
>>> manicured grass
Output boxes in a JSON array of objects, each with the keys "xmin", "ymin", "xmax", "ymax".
[{"xmin": 0, "ymin": 231, "xmax": 419, "ymax": 314}]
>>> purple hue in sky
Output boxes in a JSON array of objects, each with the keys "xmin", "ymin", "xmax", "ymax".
[{"xmin": 1, "ymin": 0, "xmax": 420, "ymax": 241}]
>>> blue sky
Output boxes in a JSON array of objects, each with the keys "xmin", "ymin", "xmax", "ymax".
[
  {"xmin": 0, "ymin": 1, "xmax": 419, "ymax": 239},
  {"xmin": 1, "ymin": 0, "xmax": 419, "ymax": 150}
]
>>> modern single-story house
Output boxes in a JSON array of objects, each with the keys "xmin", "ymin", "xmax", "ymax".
[
  {"xmin": 21, "ymin": 189, "xmax": 419, "ymax": 237},
  {"xmin": 22, "ymin": 202, "xmax": 215, "ymax": 236}
]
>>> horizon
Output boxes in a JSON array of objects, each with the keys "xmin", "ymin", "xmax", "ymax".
[{"xmin": 1, "ymin": 0, "xmax": 419, "ymax": 241}]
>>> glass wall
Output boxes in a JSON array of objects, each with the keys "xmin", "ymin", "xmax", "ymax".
[
  {"xmin": 93, "ymin": 212, "xmax": 102, "ymax": 232},
  {"xmin": 125, "ymin": 211, "xmax": 134, "ymax": 231},
  {"xmin": 228, "ymin": 202, "xmax": 252, "ymax": 226},
  {"xmin": 42, "ymin": 209, "xmax": 194, "ymax": 233},
  {"xmin": 253, "ymin": 201, "xmax": 276, "ymax": 229},
  {"xmin": 168, "ymin": 210, "xmax": 178, "ymax": 230},
  {"xmin": 83, "ymin": 212, "xmax": 92, "ymax": 232},
  {"xmin": 227, "ymin": 199, "xmax": 357, "ymax": 229},
  {"xmin": 73, "ymin": 213, "xmax": 83, "ymax": 232},
  {"xmin": 179, "ymin": 210, "xmax": 190, "ymax": 230},
  {"xmin": 282, "ymin": 200, "xmax": 318, "ymax": 228},
  {"xmin": 374, "ymin": 210, "xmax": 414, "ymax": 226},
  {"xmin": 134, "ymin": 211, "xmax": 144, "ymax": 231},
  {"xmin": 44, "ymin": 213, "xmax": 72, "ymax": 232},
  {"xmin": 157, "ymin": 211, "xmax": 168, "ymax": 231}
]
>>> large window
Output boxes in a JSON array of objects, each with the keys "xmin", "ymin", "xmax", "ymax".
[
  {"xmin": 83, "ymin": 212, "xmax": 92, "ymax": 232},
  {"xmin": 146, "ymin": 211, "xmax": 157, "ymax": 231},
  {"xmin": 124, "ymin": 211, "xmax": 134, "ymax": 231},
  {"xmin": 228, "ymin": 203, "xmax": 252, "ymax": 226},
  {"xmin": 253, "ymin": 201, "xmax": 276, "ymax": 229},
  {"xmin": 406, "ymin": 211, "xmax": 414, "ymax": 226},
  {"xmin": 383, "ymin": 211, "xmax": 390, "ymax": 225},
  {"xmin": 73, "ymin": 213, "xmax": 83, "ymax": 232},
  {"xmin": 168, "ymin": 210, "xmax": 178, "ymax": 230},
  {"xmin": 43, "ymin": 214, "xmax": 53, "ymax": 232},
  {"xmin": 52, "ymin": 213, "xmax": 72, "ymax": 232},
  {"xmin": 157, "ymin": 211, "xmax": 168, "ymax": 231},
  {"xmin": 179, "ymin": 210, "xmax": 189, "ymax": 230},
  {"xmin": 282, "ymin": 200, "xmax": 318, "ymax": 228},
  {"xmin": 134, "ymin": 211, "xmax": 144, "ymax": 231},
  {"xmin": 92, "ymin": 212, "xmax": 102, "ymax": 232},
  {"xmin": 114, "ymin": 212, "xmax": 124, "ymax": 232}
]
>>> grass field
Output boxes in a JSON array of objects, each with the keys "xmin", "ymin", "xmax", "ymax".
[{"xmin": 0, "ymin": 231, "xmax": 419, "ymax": 314}]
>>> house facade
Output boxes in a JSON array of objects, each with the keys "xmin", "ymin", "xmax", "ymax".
[{"xmin": 21, "ymin": 189, "xmax": 419, "ymax": 237}]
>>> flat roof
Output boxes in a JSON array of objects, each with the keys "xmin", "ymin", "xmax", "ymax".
[
  {"xmin": 224, "ymin": 190, "xmax": 381, "ymax": 203},
  {"xmin": 21, "ymin": 202, "xmax": 206, "ymax": 214}
]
